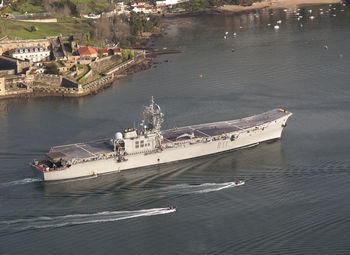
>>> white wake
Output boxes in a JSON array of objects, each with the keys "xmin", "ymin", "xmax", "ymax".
[
  {"xmin": 1, "ymin": 208, "xmax": 175, "ymax": 231},
  {"xmin": 0, "ymin": 178, "xmax": 41, "ymax": 188},
  {"xmin": 162, "ymin": 181, "xmax": 243, "ymax": 194}
]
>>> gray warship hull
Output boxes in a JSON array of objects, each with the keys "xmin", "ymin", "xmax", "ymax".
[{"xmin": 32, "ymin": 107, "xmax": 292, "ymax": 181}]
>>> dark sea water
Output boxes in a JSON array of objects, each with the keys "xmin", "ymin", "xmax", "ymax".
[{"xmin": 1, "ymin": 4, "xmax": 350, "ymax": 254}]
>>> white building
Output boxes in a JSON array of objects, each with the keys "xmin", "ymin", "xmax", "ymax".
[
  {"xmin": 10, "ymin": 46, "xmax": 50, "ymax": 63},
  {"xmin": 156, "ymin": 0, "xmax": 181, "ymax": 6},
  {"xmin": 83, "ymin": 13, "xmax": 101, "ymax": 19}
]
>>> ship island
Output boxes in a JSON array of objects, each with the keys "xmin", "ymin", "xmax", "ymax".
[{"xmin": 31, "ymin": 97, "xmax": 293, "ymax": 181}]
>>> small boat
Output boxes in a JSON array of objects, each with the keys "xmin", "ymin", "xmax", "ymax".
[
  {"xmin": 168, "ymin": 206, "xmax": 177, "ymax": 211},
  {"xmin": 235, "ymin": 180, "xmax": 245, "ymax": 186}
]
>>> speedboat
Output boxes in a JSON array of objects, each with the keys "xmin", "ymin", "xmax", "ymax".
[
  {"xmin": 235, "ymin": 180, "xmax": 245, "ymax": 186},
  {"xmin": 168, "ymin": 205, "xmax": 177, "ymax": 211}
]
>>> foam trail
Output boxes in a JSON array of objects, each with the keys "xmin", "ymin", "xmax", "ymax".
[
  {"xmin": 162, "ymin": 181, "xmax": 241, "ymax": 194},
  {"xmin": 1, "ymin": 208, "xmax": 175, "ymax": 231},
  {"xmin": 0, "ymin": 178, "xmax": 41, "ymax": 188}
]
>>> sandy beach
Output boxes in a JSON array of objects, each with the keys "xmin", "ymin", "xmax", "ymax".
[{"xmin": 219, "ymin": 0, "xmax": 341, "ymax": 12}]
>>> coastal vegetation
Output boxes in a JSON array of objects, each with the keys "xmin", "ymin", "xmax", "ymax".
[{"xmin": 122, "ymin": 49, "xmax": 135, "ymax": 60}]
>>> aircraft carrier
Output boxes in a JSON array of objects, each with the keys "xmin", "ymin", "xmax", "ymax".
[{"xmin": 31, "ymin": 97, "xmax": 293, "ymax": 181}]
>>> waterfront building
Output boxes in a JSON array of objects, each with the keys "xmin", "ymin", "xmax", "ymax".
[{"xmin": 9, "ymin": 46, "xmax": 50, "ymax": 63}]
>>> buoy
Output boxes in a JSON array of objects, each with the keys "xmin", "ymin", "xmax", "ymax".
[
  {"xmin": 323, "ymin": 45, "xmax": 328, "ymax": 50},
  {"xmin": 199, "ymin": 74, "xmax": 203, "ymax": 78},
  {"xmin": 231, "ymin": 48, "xmax": 235, "ymax": 52}
]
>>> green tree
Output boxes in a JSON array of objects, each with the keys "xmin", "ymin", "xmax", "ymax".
[
  {"xmin": 46, "ymin": 62, "xmax": 59, "ymax": 75},
  {"xmin": 122, "ymin": 49, "xmax": 130, "ymax": 60},
  {"xmin": 130, "ymin": 50, "xmax": 135, "ymax": 59}
]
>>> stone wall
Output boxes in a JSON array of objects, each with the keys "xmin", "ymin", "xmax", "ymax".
[
  {"xmin": 17, "ymin": 18, "xmax": 58, "ymax": 23},
  {"xmin": 0, "ymin": 39, "xmax": 51, "ymax": 55},
  {"xmin": 17, "ymin": 59, "xmax": 31, "ymax": 74},
  {"xmin": 61, "ymin": 77, "xmax": 78, "ymax": 88},
  {"xmin": 32, "ymin": 74, "xmax": 62, "ymax": 86},
  {"xmin": 0, "ymin": 56, "xmax": 17, "ymax": 73},
  {"xmin": 0, "ymin": 77, "xmax": 5, "ymax": 94},
  {"xmin": 5, "ymin": 75, "xmax": 27, "ymax": 88},
  {"xmin": 0, "ymin": 69, "xmax": 15, "ymax": 76},
  {"xmin": 90, "ymin": 56, "xmax": 120, "ymax": 75},
  {"xmin": 0, "ymin": 55, "xmax": 30, "ymax": 74}
]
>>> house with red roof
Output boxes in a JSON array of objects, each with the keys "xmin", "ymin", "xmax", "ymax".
[
  {"xmin": 77, "ymin": 46, "xmax": 98, "ymax": 58},
  {"xmin": 112, "ymin": 48, "xmax": 121, "ymax": 55},
  {"xmin": 97, "ymin": 48, "xmax": 109, "ymax": 56}
]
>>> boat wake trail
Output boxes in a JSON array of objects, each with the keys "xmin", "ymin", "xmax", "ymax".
[
  {"xmin": 162, "ymin": 181, "xmax": 241, "ymax": 195},
  {"xmin": 0, "ymin": 178, "xmax": 41, "ymax": 188},
  {"xmin": 1, "ymin": 208, "xmax": 175, "ymax": 231}
]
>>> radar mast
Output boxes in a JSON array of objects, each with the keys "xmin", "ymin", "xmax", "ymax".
[{"xmin": 142, "ymin": 96, "xmax": 164, "ymax": 149}]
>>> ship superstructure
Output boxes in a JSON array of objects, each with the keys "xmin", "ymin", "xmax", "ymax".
[{"xmin": 32, "ymin": 97, "xmax": 292, "ymax": 181}]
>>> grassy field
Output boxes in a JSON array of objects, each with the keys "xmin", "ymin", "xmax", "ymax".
[
  {"xmin": 1, "ymin": 0, "xmax": 111, "ymax": 15},
  {"xmin": 70, "ymin": 0, "xmax": 110, "ymax": 13},
  {"xmin": 0, "ymin": 19, "xmax": 93, "ymax": 39}
]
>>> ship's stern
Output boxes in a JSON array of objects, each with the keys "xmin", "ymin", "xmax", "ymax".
[{"xmin": 30, "ymin": 163, "xmax": 45, "ymax": 180}]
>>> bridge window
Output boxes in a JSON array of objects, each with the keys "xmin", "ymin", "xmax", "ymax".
[
  {"xmin": 135, "ymin": 141, "xmax": 139, "ymax": 148},
  {"xmin": 140, "ymin": 140, "xmax": 144, "ymax": 148}
]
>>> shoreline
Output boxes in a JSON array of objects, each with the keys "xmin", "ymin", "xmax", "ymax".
[
  {"xmin": 0, "ymin": 0, "xmax": 343, "ymax": 100},
  {"xmin": 162, "ymin": 0, "xmax": 341, "ymax": 18},
  {"xmin": 219, "ymin": 0, "xmax": 341, "ymax": 12}
]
